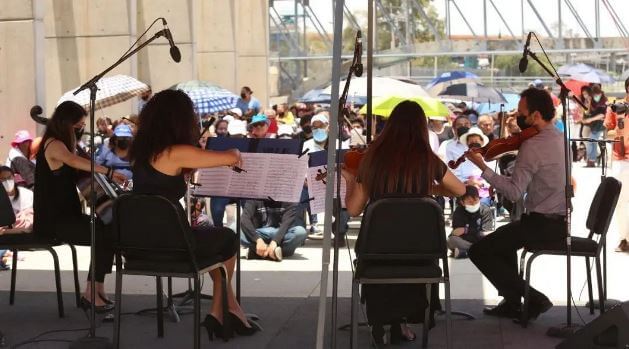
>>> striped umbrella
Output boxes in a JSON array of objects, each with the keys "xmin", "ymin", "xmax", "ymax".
[
  {"xmin": 57, "ymin": 74, "xmax": 150, "ymax": 110},
  {"xmin": 170, "ymin": 80, "xmax": 239, "ymax": 114}
]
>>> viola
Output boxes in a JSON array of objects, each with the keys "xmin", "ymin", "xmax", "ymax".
[{"xmin": 448, "ymin": 127, "xmax": 540, "ymax": 169}]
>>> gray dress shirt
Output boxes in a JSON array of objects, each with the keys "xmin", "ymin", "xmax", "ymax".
[{"xmin": 481, "ymin": 123, "xmax": 567, "ymax": 215}]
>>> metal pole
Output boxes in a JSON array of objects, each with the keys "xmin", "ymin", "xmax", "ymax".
[
  {"xmin": 558, "ymin": 0, "xmax": 563, "ymax": 48},
  {"xmin": 315, "ymin": 0, "xmax": 344, "ymax": 347},
  {"xmin": 595, "ymin": 0, "xmax": 601, "ymax": 47},
  {"xmin": 367, "ymin": 0, "xmax": 374, "ymax": 144}
]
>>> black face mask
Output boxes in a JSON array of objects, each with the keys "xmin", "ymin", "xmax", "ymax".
[
  {"xmin": 302, "ymin": 125, "xmax": 312, "ymax": 134},
  {"xmin": 456, "ymin": 126, "xmax": 470, "ymax": 138},
  {"xmin": 278, "ymin": 112, "xmax": 285, "ymax": 117},
  {"xmin": 240, "ymin": 93, "xmax": 247, "ymax": 99},
  {"xmin": 117, "ymin": 139, "xmax": 130, "ymax": 150},
  {"xmin": 517, "ymin": 115, "xmax": 531, "ymax": 130},
  {"xmin": 74, "ymin": 128, "xmax": 84, "ymax": 141},
  {"xmin": 469, "ymin": 142, "xmax": 482, "ymax": 149}
]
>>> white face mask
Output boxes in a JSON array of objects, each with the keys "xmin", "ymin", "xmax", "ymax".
[
  {"xmin": 2, "ymin": 179, "xmax": 15, "ymax": 193},
  {"xmin": 465, "ymin": 202, "xmax": 481, "ymax": 213}
]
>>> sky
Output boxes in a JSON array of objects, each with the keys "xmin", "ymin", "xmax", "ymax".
[{"xmin": 273, "ymin": 0, "xmax": 629, "ymax": 39}]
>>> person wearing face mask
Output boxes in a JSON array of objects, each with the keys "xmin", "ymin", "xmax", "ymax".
[
  {"xmin": 350, "ymin": 118, "xmax": 366, "ymax": 147},
  {"xmin": 581, "ymin": 84, "xmax": 608, "ymax": 167},
  {"xmin": 236, "ymin": 86, "xmax": 261, "ymax": 120},
  {"xmin": 214, "ymin": 119, "xmax": 229, "ymax": 138},
  {"xmin": 438, "ymin": 115, "xmax": 480, "ymax": 182},
  {"xmin": 465, "ymin": 88, "xmax": 565, "ymax": 322},
  {"xmin": 5, "ymin": 130, "xmax": 35, "ymax": 188},
  {"xmin": 605, "ymin": 77, "xmax": 629, "ymax": 252},
  {"xmin": 97, "ymin": 124, "xmax": 134, "ymax": 179},
  {"xmin": 0, "ymin": 166, "xmax": 34, "ymax": 235},
  {"xmin": 460, "ymin": 128, "xmax": 492, "ymax": 206},
  {"xmin": 447, "ymin": 185, "xmax": 494, "ymax": 259},
  {"xmin": 295, "ymin": 115, "xmax": 313, "ymax": 143}
]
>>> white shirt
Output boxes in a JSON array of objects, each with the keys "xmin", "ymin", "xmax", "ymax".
[
  {"xmin": 8, "ymin": 186, "xmax": 33, "ymax": 214},
  {"xmin": 444, "ymin": 139, "xmax": 482, "ymax": 181},
  {"xmin": 428, "ymin": 130, "xmax": 439, "ymax": 153}
]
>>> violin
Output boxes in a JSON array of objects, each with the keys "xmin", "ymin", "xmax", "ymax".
[
  {"xmin": 448, "ymin": 127, "xmax": 540, "ymax": 169},
  {"xmin": 343, "ymin": 146, "xmax": 367, "ymax": 176}
]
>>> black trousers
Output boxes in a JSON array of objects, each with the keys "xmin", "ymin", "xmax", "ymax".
[
  {"xmin": 468, "ymin": 213, "xmax": 566, "ymax": 305},
  {"xmin": 55, "ymin": 215, "xmax": 113, "ymax": 283}
]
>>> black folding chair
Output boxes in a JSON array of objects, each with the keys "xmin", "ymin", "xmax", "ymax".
[
  {"xmin": 350, "ymin": 197, "xmax": 452, "ymax": 349},
  {"xmin": 519, "ymin": 177, "xmax": 622, "ymax": 327},
  {"xmin": 112, "ymin": 194, "xmax": 229, "ymax": 349},
  {"xmin": 0, "ymin": 186, "xmax": 81, "ymax": 317}
]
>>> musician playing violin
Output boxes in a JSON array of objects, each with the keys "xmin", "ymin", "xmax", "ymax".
[
  {"xmin": 33, "ymin": 101, "xmax": 127, "ymax": 311},
  {"xmin": 464, "ymin": 88, "xmax": 566, "ymax": 322}
]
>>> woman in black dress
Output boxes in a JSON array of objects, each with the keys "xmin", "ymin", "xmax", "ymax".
[
  {"xmin": 129, "ymin": 89, "xmax": 257, "ymax": 340},
  {"xmin": 342, "ymin": 101, "xmax": 465, "ymax": 343},
  {"xmin": 33, "ymin": 101, "xmax": 126, "ymax": 311}
]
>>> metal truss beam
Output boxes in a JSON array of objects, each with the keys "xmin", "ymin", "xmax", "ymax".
[
  {"xmin": 302, "ymin": 3, "xmax": 333, "ymax": 50},
  {"xmin": 269, "ymin": 5, "xmax": 302, "ymax": 53},
  {"xmin": 601, "ymin": 0, "xmax": 628, "ymax": 38},
  {"xmin": 450, "ymin": 0, "xmax": 477, "ymax": 37},
  {"xmin": 563, "ymin": 0, "xmax": 597, "ymax": 46},
  {"xmin": 526, "ymin": 0, "xmax": 554, "ymax": 39},
  {"xmin": 374, "ymin": 0, "xmax": 408, "ymax": 46},
  {"xmin": 410, "ymin": 0, "xmax": 443, "ymax": 42}
]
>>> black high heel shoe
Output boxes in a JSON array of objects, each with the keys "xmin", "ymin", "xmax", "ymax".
[
  {"xmin": 201, "ymin": 315, "xmax": 223, "ymax": 341},
  {"xmin": 228, "ymin": 313, "xmax": 260, "ymax": 336},
  {"xmin": 98, "ymin": 293, "xmax": 114, "ymax": 305},
  {"xmin": 79, "ymin": 296, "xmax": 114, "ymax": 314}
]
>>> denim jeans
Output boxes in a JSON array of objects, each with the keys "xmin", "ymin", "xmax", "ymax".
[
  {"xmin": 586, "ymin": 129, "xmax": 604, "ymax": 162},
  {"xmin": 240, "ymin": 226, "xmax": 308, "ymax": 257},
  {"xmin": 210, "ymin": 197, "xmax": 232, "ymax": 227}
]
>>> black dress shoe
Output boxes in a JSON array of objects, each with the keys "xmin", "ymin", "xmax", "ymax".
[
  {"xmin": 515, "ymin": 297, "xmax": 553, "ymax": 324},
  {"xmin": 483, "ymin": 300, "xmax": 521, "ymax": 318}
]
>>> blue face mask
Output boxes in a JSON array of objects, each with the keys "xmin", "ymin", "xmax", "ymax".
[
  {"xmin": 593, "ymin": 95, "xmax": 602, "ymax": 103},
  {"xmin": 312, "ymin": 128, "xmax": 328, "ymax": 143}
]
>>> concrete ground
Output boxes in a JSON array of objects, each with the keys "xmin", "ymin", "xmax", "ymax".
[{"xmin": 1, "ymin": 165, "xmax": 627, "ymax": 348}]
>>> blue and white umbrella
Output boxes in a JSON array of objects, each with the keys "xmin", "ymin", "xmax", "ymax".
[
  {"xmin": 170, "ymin": 80, "xmax": 239, "ymax": 114},
  {"xmin": 426, "ymin": 71, "xmax": 480, "ymax": 96},
  {"xmin": 557, "ymin": 63, "xmax": 615, "ymax": 84}
]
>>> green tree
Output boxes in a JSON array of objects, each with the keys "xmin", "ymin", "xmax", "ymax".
[{"xmin": 375, "ymin": 0, "xmax": 445, "ymax": 50}]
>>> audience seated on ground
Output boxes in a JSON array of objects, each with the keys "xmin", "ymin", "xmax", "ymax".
[
  {"xmin": 240, "ymin": 199, "xmax": 307, "ymax": 261},
  {"xmin": 447, "ymin": 185, "xmax": 494, "ymax": 259}
]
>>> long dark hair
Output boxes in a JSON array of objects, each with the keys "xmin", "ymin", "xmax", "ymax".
[
  {"xmin": 130, "ymin": 89, "xmax": 199, "ymax": 165},
  {"xmin": 42, "ymin": 101, "xmax": 86, "ymax": 152},
  {"xmin": 358, "ymin": 100, "xmax": 440, "ymax": 196}
]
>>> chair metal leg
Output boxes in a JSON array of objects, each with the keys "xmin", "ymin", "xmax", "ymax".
[
  {"xmin": 519, "ymin": 250, "xmax": 527, "ymax": 278},
  {"xmin": 220, "ymin": 267, "xmax": 231, "ymax": 342},
  {"xmin": 423, "ymin": 284, "xmax": 431, "ymax": 349},
  {"xmin": 156, "ymin": 277, "xmax": 164, "ymax": 338},
  {"xmin": 521, "ymin": 256, "xmax": 535, "ymax": 328},
  {"xmin": 113, "ymin": 266, "xmax": 123, "ymax": 349},
  {"xmin": 69, "ymin": 245, "xmax": 81, "ymax": 308},
  {"xmin": 595, "ymin": 256, "xmax": 605, "ymax": 314},
  {"xmin": 585, "ymin": 257, "xmax": 595, "ymax": 315},
  {"xmin": 193, "ymin": 275, "xmax": 201, "ymax": 349},
  {"xmin": 47, "ymin": 247, "xmax": 65, "ymax": 318},
  {"xmin": 444, "ymin": 280, "xmax": 453, "ymax": 349},
  {"xmin": 350, "ymin": 279, "xmax": 359, "ymax": 349},
  {"xmin": 9, "ymin": 250, "xmax": 17, "ymax": 305}
]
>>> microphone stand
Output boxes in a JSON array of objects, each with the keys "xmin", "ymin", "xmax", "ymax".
[
  {"xmin": 69, "ymin": 26, "xmax": 175, "ymax": 349},
  {"xmin": 523, "ymin": 41, "xmax": 582, "ymax": 338},
  {"xmin": 330, "ymin": 31, "xmax": 361, "ymax": 349}
]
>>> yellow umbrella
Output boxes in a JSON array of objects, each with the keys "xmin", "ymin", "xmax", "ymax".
[{"xmin": 358, "ymin": 95, "xmax": 449, "ymax": 118}]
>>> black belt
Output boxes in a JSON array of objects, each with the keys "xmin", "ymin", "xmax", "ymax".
[{"xmin": 526, "ymin": 212, "xmax": 566, "ymax": 221}]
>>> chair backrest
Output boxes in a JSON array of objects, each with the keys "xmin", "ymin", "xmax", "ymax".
[
  {"xmin": 112, "ymin": 194, "xmax": 197, "ymax": 268},
  {"xmin": 0, "ymin": 187, "xmax": 16, "ymax": 227},
  {"xmin": 586, "ymin": 176, "xmax": 622, "ymax": 237},
  {"xmin": 356, "ymin": 196, "xmax": 447, "ymax": 262}
]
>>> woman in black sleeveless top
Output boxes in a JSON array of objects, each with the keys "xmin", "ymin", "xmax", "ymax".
[
  {"xmin": 34, "ymin": 101, "xmax": 127, "ymax": 312},
  {"xmin": 342, "ymin": 101, "xmax": 465, "ymax": 343},
  {"xmin": 130, "ymin": 90, "xmax": 258, "ymax": 341}
]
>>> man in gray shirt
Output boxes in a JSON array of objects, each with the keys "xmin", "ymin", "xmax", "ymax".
[{"xmin": 465, "ymin": 88, "xmax": 566, "ymax": 322}]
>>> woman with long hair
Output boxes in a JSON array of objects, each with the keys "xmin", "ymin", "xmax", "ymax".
[
  {"xmin": 342, "ymin": 100, "xmax": 465, "ymax": 343},
  {"xmin": 34, "ymin": 101, "xmax": 126, "ymax": 312},
  {"xmin": 130, "ymin": 89, "xmax": 258, "ymax": 341}
]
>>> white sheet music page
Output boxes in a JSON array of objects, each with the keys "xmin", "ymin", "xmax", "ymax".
[
  {"xmin": 306, "ymin": 165, "xmax": 346, "ymax": 214},
  {"xmin": 193, "ymin": 153, "xmax": 307, "ymax": 202}
]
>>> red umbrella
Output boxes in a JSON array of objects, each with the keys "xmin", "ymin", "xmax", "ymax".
[{"xmin": 564, "ymin": 79, "xmax": 590, "ymax": 97}]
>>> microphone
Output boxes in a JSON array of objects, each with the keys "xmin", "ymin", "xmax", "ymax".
[
  {"xmin": 161, "ymin": 19, "xmax": 181, "ymax": 63},
  {"xmin": 519, "ymin": 32, "xmax": 532, "ymax": 73},
  {"xmin": 354, "ymin": 30, "xmax": 363, "ymax": 77}
]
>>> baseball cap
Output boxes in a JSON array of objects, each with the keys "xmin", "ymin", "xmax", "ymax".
[
  {"xmin": 250, "ymin": 113, "xmax": 269, "ymax": 125},
  {"xmin": 229, "ymin": 108, "xmax": 243, "ymax": 117},
  {"xmin": 113, "ymin": 124, "xmax": 134, "ymax": 138},
  {"xmin": 311, "ymin": 113, "xmax": 329, "ymax": 125},
  {"xmin": 11, "ymin": 130, "xmax": 33, "ymax": 147}
]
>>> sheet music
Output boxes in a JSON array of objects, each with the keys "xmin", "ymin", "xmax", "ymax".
[
  {"xmin": 194, "ymin": 152, "xmax": 307, "ymax": 202},
  {"xmin": 306, "ymin": 165, "xmax": 346, "ymax": 215}
]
